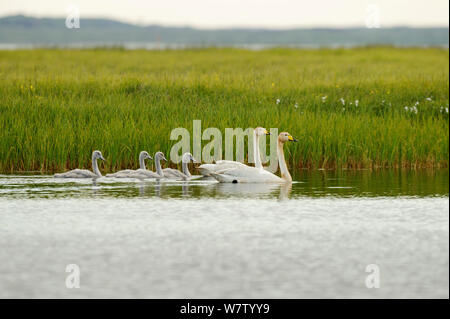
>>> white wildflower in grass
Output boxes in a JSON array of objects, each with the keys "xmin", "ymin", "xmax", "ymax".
[
  {"xmin": 294, "ymin": 103, "xmax": 298, "ymax": 109},
  {"xmin": 446, "ymin": 107, "xmax": 449, "ymax": 114},
  {"xmin": 340, "ymin": 98, "xmax": 345, "ymax": 105},
  {"xmin": 426, "ymin": 97, "xmax": 432, "ymax": 101},
  {"xmin": 404, "ymin": 105, "xmax": 418, "ymax": 114},
  {"xmin": 321, "ymin": 96, "xmax": 327, "ymax": 102},
  {"xmin": 355, "ymin": 100, "xmax": 359, "ymax": 107},
  {"xmin": 414, "ymin": 101, "xmax": 419, "ymax": 106},
  {"xmin": 276, "ymin": 98, "xmax": 280, "ymax": 105}
]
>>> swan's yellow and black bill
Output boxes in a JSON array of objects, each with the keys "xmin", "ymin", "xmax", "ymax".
[
  {"xmin": 288, "ymin": 135, "xmax": 298, "ymax": 142},
  {"xmin": 265, "ymin": 129, "xmax": 271, "ymax": 135}
]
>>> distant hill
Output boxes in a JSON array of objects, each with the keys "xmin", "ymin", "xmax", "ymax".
[{"xmin": 0, "ymin": 15, "xmax": 448, "ymax": 48}]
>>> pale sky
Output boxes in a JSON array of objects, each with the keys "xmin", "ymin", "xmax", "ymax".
[{"xmin": 0, "ymin": 0, "xmax": 448, "ymax": 28}]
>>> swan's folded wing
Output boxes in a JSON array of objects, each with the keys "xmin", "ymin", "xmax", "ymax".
[
  {"xmin": 55, "ymin": 169, "xmax": 96, "ymax": 178},
  {"xmin": 131, "ymin": 170, "xmax": 162, "ymax": 179},
  {"xmin": 198, "ymin": 164, "xmax": 217, "ymax": 176},
  {"xmin": 215, "ymin": 166, "xmax": 259, "ymax": 177},
  {"xmin": 198, "ymin": 161, "xmax": 248, "ymax": 176},
  {"xmin": 106, "ymin": 169, "xmax": 135, "ymax": 178},
  {"xmin": 163, "ymin": 168, "xmax": 188, "ymax": 180},
  {"xmin": 214, "ymin": 160, "xmax": 247, "ymax": 167}
]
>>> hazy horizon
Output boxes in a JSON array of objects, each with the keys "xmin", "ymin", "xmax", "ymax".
[
  {"xmin": 0, "ymin": 0, "xmax": 448, "ymax": 29},
  {"xmin": 2, "ymin": 14, "xmax": 449, "ymax": 30}
]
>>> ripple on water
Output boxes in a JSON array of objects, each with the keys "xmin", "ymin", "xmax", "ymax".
[{"xmin": 0, "ymin": 172, "xmax": 448, "ymax": 298}]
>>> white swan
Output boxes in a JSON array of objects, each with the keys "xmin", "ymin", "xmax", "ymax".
[
  {"xmin": 163, "ymin": 152, "xmax": 198, "ymax": 180},
  {"xmin": 106, "ymin": 151, "xmax": 152, "ymax": 178},
  {"xmin": 130, "ymin": 151, "xmax": 167, "ymax": 179},
  {"xmin": 198, "ymin": 127, "xmax": 270, "ymax": 176},
  {"xmin": 210, "ymin": 132, "xmax": 297, "ymax": 183},
  {"xmin": 54, "ymin": 150, "xmax": 105, "ymax": 178}
]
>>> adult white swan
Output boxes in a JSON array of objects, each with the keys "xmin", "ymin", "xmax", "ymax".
[
  {"xmin": 163, "ymin": 152, "xmax": 198, "ymax": 180},
  {"xmin": 210, "ymin": 132, "xmax": 297, "ymax": 183},
  {"xmin": 54, "ymin": 150, "xmax": 105, "ymax": 178},
  {"xmin": 198, "ymin": 127, "xmax": 270, "ymax": 176},
  {"xmin": 106, "ymin": 151, "xmax": 152, "ymax": 178}
]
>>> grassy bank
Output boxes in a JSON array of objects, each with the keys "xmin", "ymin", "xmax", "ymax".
[{"xmin": 0, "ymin": 47, "xmax": 448, "ymax": 172}]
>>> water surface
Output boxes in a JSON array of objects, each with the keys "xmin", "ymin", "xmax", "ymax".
[{"xmin": 0, "ymin": 170, "xmax": 448, "ymax": 298}]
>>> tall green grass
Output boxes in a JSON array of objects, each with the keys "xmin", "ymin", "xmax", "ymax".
[{"xmin": 0, "ymin": 47, "xmax": 448, "ymax": 172}]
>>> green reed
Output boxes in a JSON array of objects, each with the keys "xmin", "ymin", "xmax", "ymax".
[{"xmin": 0, "ymin": 47, "xmax": 448, "ymax": 172}]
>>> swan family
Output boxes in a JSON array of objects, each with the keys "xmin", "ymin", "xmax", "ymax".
[{"xmin": 54, "ymin": 129, "xmax": 297, "ymax": 183}]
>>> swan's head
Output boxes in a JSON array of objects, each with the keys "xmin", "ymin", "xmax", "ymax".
[
  {"xmin": 93, "ymin": 150, "xmax": 105, "ymax": 161},
  {"xmin": 255, "ymin": 127, "xmax": 270, "ymax": 136},
  {"xmin": 155, "ymin": 151, "xmax": 167, "ymax": 162},
  {"xmin": 182, "ymin": 152, "xmax": 199, "ymax": 163},
  {"xmin": 140, "ymin": 151, "xmax": 152, "ymax": 160},
  {"xmin": 278, "ymin": 132, "xmax": 298, "ymax": 143}
]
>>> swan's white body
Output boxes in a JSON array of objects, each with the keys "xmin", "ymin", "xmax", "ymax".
[
  {"xmin": 197, "ymin": 160, "xmax": 247, "ymax": 176},
  {"xmin": 198, "ymin": 127, "xmax": 269, "ymax": 176},
  {"xmin": 54, "ymin": 150, "xmax": 105, "ymax": 178},
  {"xmin": 106, "ymin": 151, "xmax": 155, "ymax": 178},
  {"xmin": 210, "ymin": 132, "xmax": 296, "ymax": 183},
  {"xmin": 163, "ymin": 152, "xmax": 197, "ymax": 180}
]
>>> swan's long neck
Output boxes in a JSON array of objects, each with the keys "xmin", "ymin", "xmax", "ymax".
[
  {"xmin": 155, "ymin": 157, "xmax": 164, "ymax": 176},
  {"xmin": 277, "ymin": 141, "xmax": 292, "ymax": 182},
  {"xmin": 139, "ymin": 153, "xmax": 146, "ymax": 170},
  {"xmin": 182, "ymin": 161, "xmax": 191, "ymax": 177},
  {"xmin": 92, "ymin": 155, "xmax": 101, "ymax": 177},
  {"xmin": 253, "ymin": 131, "xmax": 262, "ymax": 169}
]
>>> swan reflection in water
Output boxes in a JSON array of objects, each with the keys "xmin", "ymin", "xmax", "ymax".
[
  {"xmin": 181, "ymin": 183, "xmax": 190, "ymax": 197},
  {"xmin": 87, "ymin": 177, "xmax": 292, "ymax": 199},
  {"xmin": 156, "ymin": 181, "xmax": 292, "ymax": 199},
  {"xmin": 135, "ymin": 179, "xmax": 293, "ymax": 199},
  {"xmin": 212, "ymin": 182, "xmax": 292, "ymax": 200}
]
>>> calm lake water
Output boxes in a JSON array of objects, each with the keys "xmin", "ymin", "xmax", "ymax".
[{"xmin": 0, "ymin": 169, "xmax": 448, "ymax": 298}]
